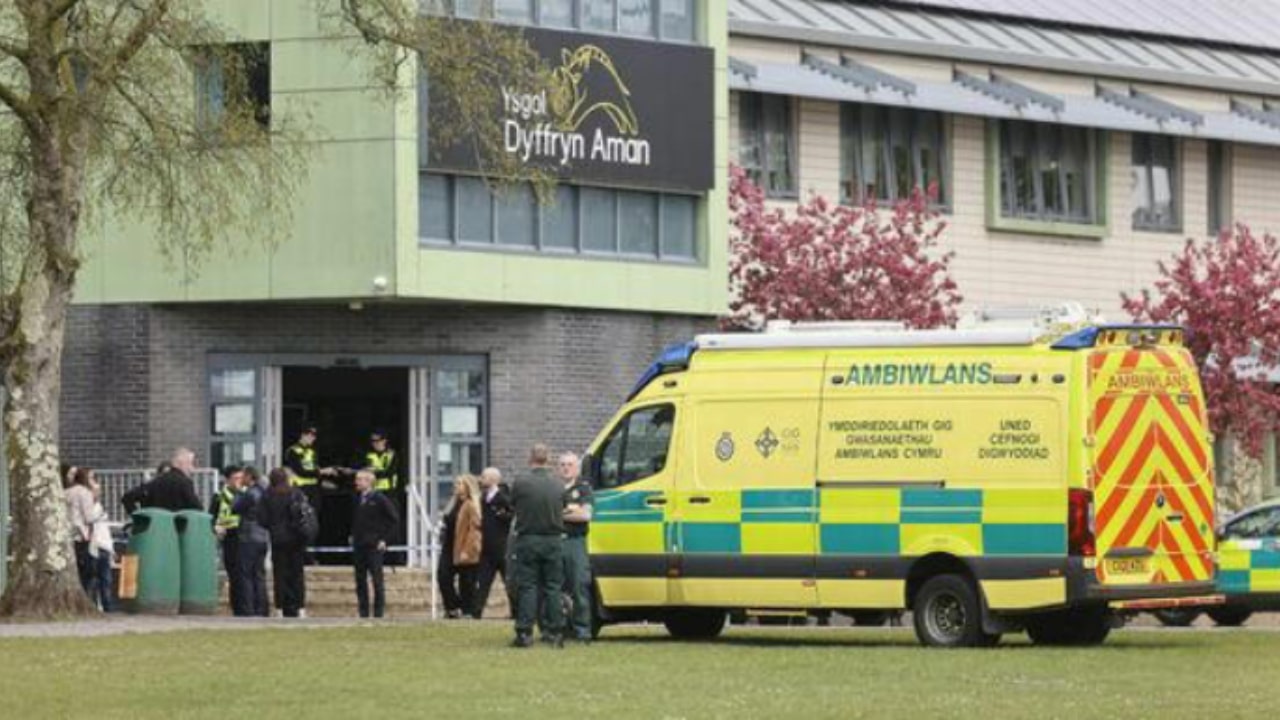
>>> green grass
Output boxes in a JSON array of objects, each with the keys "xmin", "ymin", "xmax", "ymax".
[{"xmin": 1, "ymin": 623, "xmax": 1276, "ymax": 719}]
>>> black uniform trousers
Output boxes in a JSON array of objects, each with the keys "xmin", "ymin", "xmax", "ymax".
[
  {"xmin": 352, "ymin": 544, "xmax": 387, "ymax": 618},
  {"xmin": 474, "ymin": 537, "xmax": 508, "ymax": 618},
  {"xmin": 221, "ymin": 533, "xmax": 242, "ymax": 615},
  {"xmin": 235, "ymin": 540, "xmax": 269, "ymax": 617},
  {"xmin": 272, "ymin": 542, "xmax": 307, "ymax": 617}
]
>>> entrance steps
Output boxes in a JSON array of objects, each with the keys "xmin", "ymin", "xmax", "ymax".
[{"xmin": 217, "ymin": 567, "xmax": 512, "ymax": 618}]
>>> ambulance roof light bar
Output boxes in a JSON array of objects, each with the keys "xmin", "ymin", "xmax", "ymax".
[{"xmin": 764, "ymin": 320, "xmax": 906, "ymax": 333}]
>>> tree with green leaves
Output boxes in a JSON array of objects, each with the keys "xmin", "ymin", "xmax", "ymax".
[{"xmin": 0, "ymin": 0, "xmax": 547, "ymax": 618}]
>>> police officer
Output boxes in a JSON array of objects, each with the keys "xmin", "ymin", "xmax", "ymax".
[
  {"xmin": 558, "ymin": 452, "xmax": 594, "ymax": 643},
  {"xmin": 208, "ymin": 466, "xmax": 245, "ymax": 615},
  {"xmin": 284, "ymin": 426, "xmax": 336, "ymax": 513},
  {"xmin": 362, "ymin": 430, "xmax": 400, "ymax": 493},
  {"xmin": 509, "ymin": 443, "xmax": 566, "ymax": 648}
]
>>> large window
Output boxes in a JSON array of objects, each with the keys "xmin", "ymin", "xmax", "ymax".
[
  {"xmin": 421, "ymin": 174, "xmax": 699, "ymax": 261},
  {"xmin": 841, "ymin": 104, "xmax": 946, "ymax": 206},
  {"xmin": 997, "ymin": 120, "xmax": 1101, "ymax": 227},
  {"xmin": 194, "ymin": 43, "xmax": 270, "ymax": 133},
  {"xmin": 1131, "ymin": 134, "xmax": 1180, "ymax": 232},
  {"xmin": 208, "ymin": 366, "xmax": 258, "ymax": 471},
  {"xmin": 428, "ymin": 0, "xmax": 697, "ymax": 42},
  {"xmin": 738, "ymin": 92, "xmax": 796, "ymax": 198},
  {"xmin": 1208, "ymin": 141, "xmax": 1233, "ymax": 236},
  {"xmin": 595, "ymin": 404, "xmax": 675, "ymax": 488}
]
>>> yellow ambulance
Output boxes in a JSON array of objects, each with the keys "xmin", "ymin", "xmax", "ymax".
[{"xmin": 583, "ymin": 307, "xmax": 1216, "ymax": 647}]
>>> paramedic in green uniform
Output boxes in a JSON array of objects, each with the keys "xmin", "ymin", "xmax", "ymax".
[
  {"xmin": 558, "ymin": 452, "xmax": 594, "ymax": 643},
  {"xmin": 509, "ymin": 443, "xmax": 566, "ymax": 648}
]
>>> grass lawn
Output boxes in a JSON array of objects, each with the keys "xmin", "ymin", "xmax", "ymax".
[{"xmin": 1, "ymin": 622, "xmax": 1275, "ymax": 719}]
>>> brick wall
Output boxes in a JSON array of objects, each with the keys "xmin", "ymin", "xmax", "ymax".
[
  {"xmin": 60, "ymin": 305, "xmax": 151, "ymax": 468},
  {"xmin": 62, "ymin": 302, "xmax": 710, "ymax": 476}
]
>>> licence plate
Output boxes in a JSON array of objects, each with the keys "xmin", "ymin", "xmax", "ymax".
[{"xmin": 1105, "ymin": 557, "xmax": 1149, "ymax": 577}]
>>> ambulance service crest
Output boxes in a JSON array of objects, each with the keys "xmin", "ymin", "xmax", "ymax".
[{"xmin": 715, "ymin": 432, "xmax": 735, "ymax": 462}]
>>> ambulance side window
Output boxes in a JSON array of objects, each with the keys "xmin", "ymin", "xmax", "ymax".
[
  {"xmin": 596, "ymin": 404, "xmax": 675, "ymax": 489},
  {"xmin": 1225, "ymin": 508, "xmax": 1280, "ymax": 540}
]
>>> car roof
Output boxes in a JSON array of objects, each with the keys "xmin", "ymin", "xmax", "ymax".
[{"xmin": 1223, "ymin": 498, "xmax": 1280, "ymax": 526}]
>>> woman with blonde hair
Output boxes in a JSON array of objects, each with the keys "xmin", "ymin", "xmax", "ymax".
[{"xmin": 437, "ymin": 474, "xmax": 483, "ymax": 619}]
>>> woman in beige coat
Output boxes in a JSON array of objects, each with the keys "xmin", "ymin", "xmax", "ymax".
[{"xmin": 438, "ymin": 474, "xmax": 483, "ymax": 619}]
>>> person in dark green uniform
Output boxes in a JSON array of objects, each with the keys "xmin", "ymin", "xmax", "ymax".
[
  {"xmin": 558, "ymin": 452, "xmax": 594, "ymax": 643},
  {"xmin": 509, "ymin": 443, "xmax": 566, "ymax": 648}
]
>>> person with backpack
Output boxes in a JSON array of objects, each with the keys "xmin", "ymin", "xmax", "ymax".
[{"xmin": 264, "ymin": 467, "xmax": 319, "ymax": 618}]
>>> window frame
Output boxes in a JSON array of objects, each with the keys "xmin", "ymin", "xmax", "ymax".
[
  {"xmin": 986, "ymin": 119, "xmax": 1109, "ymax": 239},
  {"xmin": 1208, "ymin": 140, "xmax": 1233, "ymax": 237},
  {"xmin": 840, "ymin": 102, "xmax": 950, "ymax": 209},
  {"xmin": 193, "ymin": 42, "xmax": 271, "ymax": 134},
  {"xmin": 737, "ymin": 91, "xmax": 798, "ymax": 199},
  {"xmin": 419, "ymin": 173, "xmax": 701, "ymax": 264},
  {"xmin": 591, "ymin": 402, "xmax": 676, "ymax": 489},
  {"xmin": 1130, "ymin": 133, "xmax": 1182, "ymax": 234}
]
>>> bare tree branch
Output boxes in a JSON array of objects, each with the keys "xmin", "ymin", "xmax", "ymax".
[{"xmin": 0, "ymin": 81, "xmax": 38, "ymax": 135}]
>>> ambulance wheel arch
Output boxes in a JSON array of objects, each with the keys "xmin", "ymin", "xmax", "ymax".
[{"xmin": 905, "ymin": 552, "xmax": 983, "ymax": 610}]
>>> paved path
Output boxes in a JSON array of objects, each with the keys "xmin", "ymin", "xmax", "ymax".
[{"xmin": 0, "ymin": 615, "xmax": 439, "ymax": 639}]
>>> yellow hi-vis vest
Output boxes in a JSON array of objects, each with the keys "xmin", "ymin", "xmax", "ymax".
[
  {"xmin": 216, "ymin": 486, "xmax": 241, "ymax": 531},
  {"xmin": 288, "ymin": 445, "xmax": 319, "ymax": 487},
  {"xmin": 365, "ymin": 449, "xmax": 398, "ymax": 492}
]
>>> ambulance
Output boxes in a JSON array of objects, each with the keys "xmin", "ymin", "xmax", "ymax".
[{"xmin": 582, "ymin": 305, "xmax": 1216, "ymax": 647}]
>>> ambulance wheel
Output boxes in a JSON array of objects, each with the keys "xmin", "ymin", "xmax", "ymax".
[
  {"xmin": 664, "ymin": 609, "xmax": 727, "ymax": 640},
  {"xmin": 1206, "ymin": 606, "xmax": 1252, "ymax": 627},
  {"xmin": 912, "ymin": 574, "xmax": 992, "ymax": 648},
  {"xmin": 1152, "ymin": 608, "xmax": 1201, "ymax": 627},
  {"xmin": 1026, "ymin": 607, "xmax": 1111, "ymax": 646}
]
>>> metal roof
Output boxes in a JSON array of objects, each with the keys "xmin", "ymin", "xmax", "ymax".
[
  {"xmin": 885, "ymin": 0, "xmax": 1280, "ymax": 54},
  {"xmin": 729, "ymin": 0, "xmax": 1280, "ymax": 97},
  {"xmin": 729, "ymin": 54, "xmax": 1280, "ymax": 146}
]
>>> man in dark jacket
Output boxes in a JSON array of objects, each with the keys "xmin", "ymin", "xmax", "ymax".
[
  {"xmin": 122, "ymin": 448, "xmax": 202, "ymax": 514},
  {"xmin": 473, "ymin": 466, "xmax": 513, "ymax": 618},
  {"xmin": 350, "ymin": 469, "xmax": 399, "ymax": 618}
]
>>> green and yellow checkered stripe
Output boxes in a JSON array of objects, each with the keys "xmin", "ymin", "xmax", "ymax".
[
  {"xmin": 1218, "ymin": 541, "xmax": 1280, "ymax": 594},
  {"xmin": 593, "ymin": 487, "xmax": 1067, "ymax": 558}
]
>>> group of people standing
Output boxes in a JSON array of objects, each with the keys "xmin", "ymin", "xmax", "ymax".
[{"xmin": 434, "ymin": 444, "xmax": 596, "ymax": 646}]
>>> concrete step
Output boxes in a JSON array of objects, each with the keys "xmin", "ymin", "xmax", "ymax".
[{"xmin": 216, "ymin": 567, "xmax": 512, "ymax": 617}]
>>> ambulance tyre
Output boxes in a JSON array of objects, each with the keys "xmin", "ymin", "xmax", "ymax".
[
  {"xmin": 664, "ymin": 609, "xmax": 727, "ymax": 640},
  {"xmin": 912, "ymin": 574, "xmax": 993, "ymax": 648},
  {"xmin": 1206, "ymin": 606, "xmax": 1252, "ymax": 627},
  {"xmin": 1152, "ymin": 608, "xmax": 1201, "ymax": 627},
  {"xmin": 1026, "ymin": 607, "xmax": 1111, "ymax": 646}
]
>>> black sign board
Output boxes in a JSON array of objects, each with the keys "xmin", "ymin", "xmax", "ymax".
[{"xmin": 425, "ymin": 25, "xmax": 715, "ymax": 193}]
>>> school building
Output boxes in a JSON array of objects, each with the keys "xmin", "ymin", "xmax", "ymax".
[
  {"xmin": 60, "ymin": 0, "xmax": 729, "ymax": 557},
  {"xmin": 727, "ymin": 0, "xmax": 1280, "ymax": 506}
]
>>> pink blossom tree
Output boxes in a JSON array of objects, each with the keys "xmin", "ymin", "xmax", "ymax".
[
  {"xmin": 1123, "ymin": 226, "xmax": 1280, "ymax": 505},
  {"xmin": 726, "ymin": 165, "xmax": 961, "ymax": 330}
]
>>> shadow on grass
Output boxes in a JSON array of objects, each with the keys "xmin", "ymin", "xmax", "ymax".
[{"xmin": 595, "ymin": 627, "xmax": 1203, "ymax": 651}]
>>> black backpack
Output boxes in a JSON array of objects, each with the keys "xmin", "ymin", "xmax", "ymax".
[{"xmin": 289, "ymin": 491, "xmax": 320, "ymax": 545}]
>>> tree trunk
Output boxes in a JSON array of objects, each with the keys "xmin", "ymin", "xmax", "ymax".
[{"xmin": 0, "ymin": 128, "xmax": 95, "ymax": 619}]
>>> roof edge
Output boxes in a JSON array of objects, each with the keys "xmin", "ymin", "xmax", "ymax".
[{"xmin": 729, "ymin": 18, "xmax": 1280, "ymax": 97}]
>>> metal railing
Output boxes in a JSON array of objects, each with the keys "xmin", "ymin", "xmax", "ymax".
[{"xmin": 96, "ymin": 467, "xmax": 222, "ymax": 523}]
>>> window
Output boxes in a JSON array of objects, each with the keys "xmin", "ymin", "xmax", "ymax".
[
  {"xmin": 421, "ymin": 173, "xmax": 698, "ymax": 261},
  {"xmin": 494, "ymin": 0, "xmax": 533, "ymax": 22},
  {"xmin": 208, "ymin": 367, "xmax": 258, "ymax": 471},
  {"xmin": 660, "ymin": 0, "xmax": 695, "ymax": 41},
  {"xmin": 1208, "ymin": 141, "xmax": 1232, "ymax": 236},
  {"xmin": 1223, "ymin": 507, "xmax": 1280, "ymax": 540},
  {"xmin": 426, "ymin": 0, "xmax": 696, "ymax": 41},
  {"xmin": 431, "ymin": 359, "xmax": 488, "ymax": 506},
  {"xmin": 997, "ymin": 120, "xmax": 1101, "ymax": 226},
  {"xmin": 540, "ymin": 0, "xmax": 575, "ymax": 26},
  {"xmin": 195, "ymin": 43, "xmax": 270, "ymax": 133},
  {"xmin": 582, "ymin": 0, "xmax": 616, "ymax": 31},
  {"xmin": 738, "ymin": 92, "xmax": 796, "ymax": 198},
  {"xmin": 1131, "ymin": 134, "xmax": 1180, "ymax": 232},
  {"xmin": 595, "ymin": 404, "xmax": 675, "ymax": 488},
  {"xmin": 841, "ymin": 104, "xmax": 946, "ymax": 206},
  {"xmin": 619, "ymin": 0, "xmax": 654, "ymax": 36}
]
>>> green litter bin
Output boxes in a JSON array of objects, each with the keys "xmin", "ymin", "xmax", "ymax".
[
  {"xmin": 175, "ymin": 510, "xmax": 218, "ymax": 615},
  {"xmin": 120, "ymin": 509, "xmax": 180, "ymax": 615}
]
